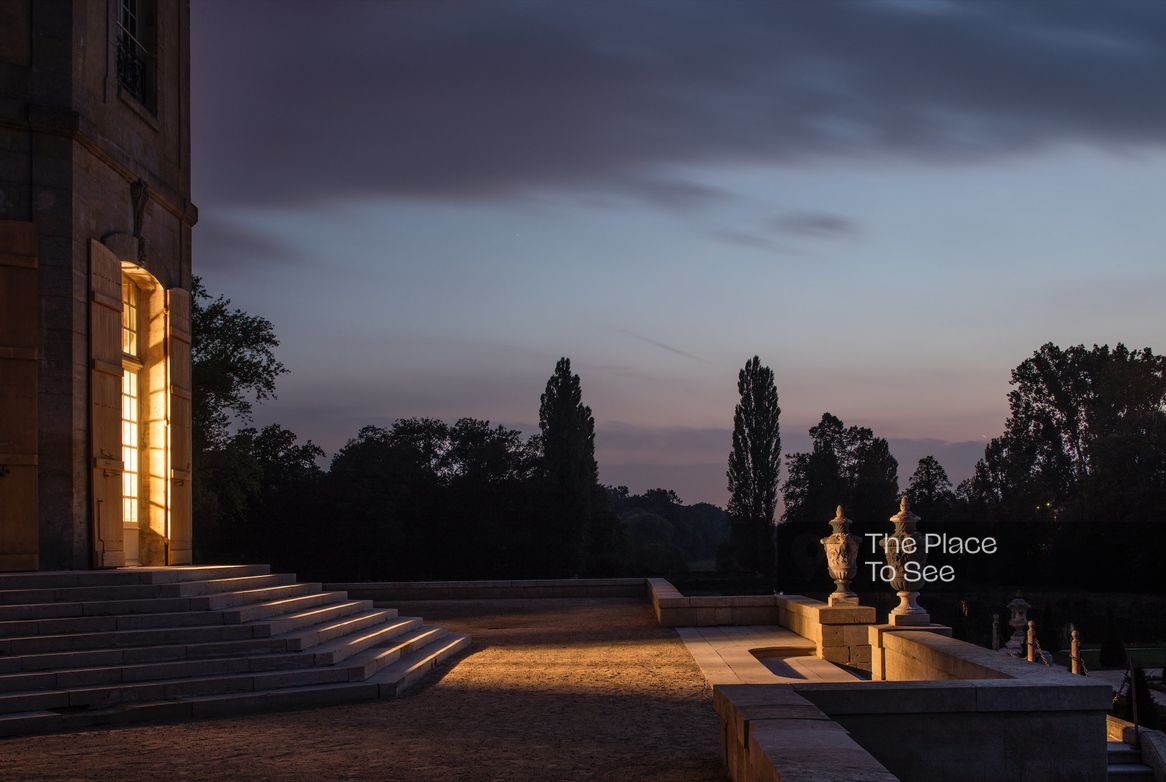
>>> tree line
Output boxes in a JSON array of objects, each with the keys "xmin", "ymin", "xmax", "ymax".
[
  {"xmin": 191, "ymin": 281, "xmax": 720, "ymax": 580},
  {"xmin": 192, "ymin": 280, "xmax": 1166, "ymax": 593},
  {"xmin": 725, "ymin": 345, "xmax": 1166, "ymax": 594}
]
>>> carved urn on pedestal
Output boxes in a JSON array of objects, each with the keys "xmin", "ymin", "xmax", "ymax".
[
  {"xmin": 820, "ymin": 505, "xmax": 859, "ymax": 606},
  {"xmin": 881, "ymin": 496, "xmax": 930, "ymax": 625}
]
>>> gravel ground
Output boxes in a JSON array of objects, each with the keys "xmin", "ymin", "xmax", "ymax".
[{"xmin": 1, "ymin": 598, "xmax": 723, "ymax": 782}]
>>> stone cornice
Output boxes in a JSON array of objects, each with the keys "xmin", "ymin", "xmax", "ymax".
[{"xmin": 0, "ymin": 104, "xmax": 198, "ymax": 227}]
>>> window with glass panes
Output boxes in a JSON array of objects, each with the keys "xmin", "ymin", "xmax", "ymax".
[{"xmin": 121, "ymin": 279, "xmax": 143, "ymax": 527}]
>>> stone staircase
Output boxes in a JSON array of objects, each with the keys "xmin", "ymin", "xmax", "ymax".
[
  {"xmin": 0, "ymin": 565, "xmax": 469, "ymax": 737},
  {"xmin": 1108, "ymin": 740, "xmax": 1154, "ymax": 780}
]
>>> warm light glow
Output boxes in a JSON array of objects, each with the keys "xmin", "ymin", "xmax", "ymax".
[{"xmin": 121, "ymin": 278, "xmax": 143, "ymax": 529}]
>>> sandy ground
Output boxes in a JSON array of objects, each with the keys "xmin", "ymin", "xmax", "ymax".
[{"xmin": 0, "ymin": 598, "xmax": 723, "ymax": 782}]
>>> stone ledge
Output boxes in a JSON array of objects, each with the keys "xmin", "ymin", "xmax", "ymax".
[{"xmin": 715, "ymin": 683, "xmax": 897, "ymax": 782}]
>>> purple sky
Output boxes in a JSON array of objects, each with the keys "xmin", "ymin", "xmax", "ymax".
[{"xmin": 190, "ymin": 1, "xmax": 1166, "ymax": 506}]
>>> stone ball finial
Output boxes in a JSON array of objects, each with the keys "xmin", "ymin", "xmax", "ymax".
[
  {"xmin": 835, "ymin": 505, "xmax": 844, "ymax": 518},
  {"xmin": 900, "ymin": 495, "xmax": 909, "ymax": 513}
]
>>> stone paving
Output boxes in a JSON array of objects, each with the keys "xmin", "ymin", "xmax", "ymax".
[
  {"xmin": 677, "ymin": 625, "xmax": 864, "ymax": 685},
  {"xmin": 0, "ymin": 598, "xmax": 722, "ymax": 782}
]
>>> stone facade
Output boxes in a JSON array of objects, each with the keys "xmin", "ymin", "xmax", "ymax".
[{"xmin": 0, "ymin": 0, "xmax": 195, "ymax": 569}]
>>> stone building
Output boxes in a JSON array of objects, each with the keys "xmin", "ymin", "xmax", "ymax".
[{"xmin": 0, "ymin": 1, "xmax": 195, "ymax": 570}]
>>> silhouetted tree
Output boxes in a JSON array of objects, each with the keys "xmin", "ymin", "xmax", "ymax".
[
  {"xmin": 780, "ymin": 413, "xmax": 898, "ymax": 590},
  {"xmin": 726, "ymin": 356, "xmax": 782, "ymax": 581},
  {"xmin": 539, "ymin": 358, "xmax": 598, "ymax": 575},
  {"xmin": 962, "ymin": 343, "xmax": 1166, "ymax": 589},
  {"xmin": 191, "ymin": 279, "xmax": 293, "ymax": 563},
  {"xmin": 906, "ymin": 455, "xmax": 956, "ymax": 522},
  {"xmin": 782, "ymin": 413, "xmax": 898, "ymax": 528},
  {"xmin": 190, "ymin": 277, "xmax": 286, "ymax": 453}
]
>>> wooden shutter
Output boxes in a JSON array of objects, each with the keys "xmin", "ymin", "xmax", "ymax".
[
  {"xmin": 89, "ymin": 240, "xmax": 124, "ymax": 568},
  {"xmin": 0, "ymin": 222, "xmax": 39, "ymax": 571},
  {"xmin": 167, "ymin": 287, "xmax": 192, "ymax": 564}
]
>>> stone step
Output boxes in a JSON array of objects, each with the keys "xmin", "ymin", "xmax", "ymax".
[
  {"xmin": 0, "ymin": 621, "xmax": 264, "ymax": 656},
  {"xmin": 0, "ymin": 641, "xmax": 469, "ymax": 736},
  {"xmin": 177, "ymin": 573, "xmax": 298, "ymax": 597},
  {"xmin": 221, "ymin": 590, "xmax": 350, "ymax": 623},
  {"xmin": 0, "ymin": 584, "xmax": 320, "ymax": 622},
  {"xmin": 0, "ymin": 628, "xmax": 458, "ymax": 714},
  {"xmin": 0, "ymin": 660, "xmax": 354, "ymax": 714},
  {"xmin": 278, "ymin": 609, "xmax": 392, "ymax": 652},
  {"xmin": 368, "ymin": 632, "xmax": 470, "ymax": 697},
  {"xmin": 341, "ymin": 624, "xmax": 445, "ymax": 679},
  {"xmin": 0, "ymin": 565, "xmax": 269, "ymax": 591},
  {"xmin": 0, "ymin": 654, "xmax": 282, "ymax": 694},
  {"xmin": 1108, "ymin": 763, "xmax": 1155, "ymax": 780},
  {"xmin": 197, "ymin": 582, "xmax": 322, "ymax": 610},
  {"xmin": 0, "ymin": 620, "xmax": 425, "ymax": 695},
  {"xmin": 0, "ymin": 634, "xmax": 295, "ymax": 675},
  {"xmin": 260, "ymin": 599, "xmax": 373, "ymax": 636},
  {"xmin": 1108, "ymin": 743, "xmax": 1142, "ymax": 764},
  {"xmin": 0, "ymin": 596, "xmax": 195, "ymax": 622},
  {"xmin": 0, "ymin": 573, "xmax": 296, "ymax": 607},
  {"xmin": 0, "ymin": 607, "xmax": 233, "ymax": 639},
  {"xmin": 0, "ymin": 606, "xmax": 391, "ymax": 674},
  {"xmin": 0, "ymin": 565, "xmax": 469, "ymax": 737},
  {"xmin": 310, "ymin": 616, "xmax": 425, "ymax": 666}
]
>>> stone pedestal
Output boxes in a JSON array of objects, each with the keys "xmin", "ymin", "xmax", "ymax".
[
  {"xmin": 867, "ymin": 623, "xmax": 953, "ymax": 680},
  {"xmin": 828, "ymin": 594, "xmax": 860, "ymax": 607},
  {"xmin": 887, "ymin": 609, "xmax": 933, "ymax": 627}
]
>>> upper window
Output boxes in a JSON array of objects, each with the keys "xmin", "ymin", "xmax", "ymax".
[
  {"xmin": 116, "ymin": 0, "xmax": 157, "ymax": 113},
  {"xmin": 121, "ymin": 278, "xmax": 140, "ymax": 357}
]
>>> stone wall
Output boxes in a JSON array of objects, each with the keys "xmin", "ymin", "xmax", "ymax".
[
  {"xmin": 329, "ymin": 578, "xmax": 647, "ymax": 601},
  {"xmin": 0, "ymin": 0, "xmax": 195, "ymax": 569},
  {"xmin": 648, "ymin": 578, "xmax": 779, "ymax": 627},
  {"xmin": 777, "ymin": 595, "xmax": 875, "ymax": 671},
  {"xmin": 714, "ymin": 683, "xmax": 895, "ymax": 782}
]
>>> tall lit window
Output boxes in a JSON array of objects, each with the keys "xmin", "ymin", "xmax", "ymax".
[{"xmin": 121, "ymin": 279, "xmax": 143, "ymax": 529}]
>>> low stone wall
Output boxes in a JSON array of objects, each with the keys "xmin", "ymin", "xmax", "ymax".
[
  {"xmin": 716, "ymin": 630, "xmax": 1114, "ymax": 782},
  {"xmin": 875, "ymin": 628, "xmax": 1014, "ymax": 681},
  {"xmin": 714, "ymin": 683, "xmax": 896, "ymax": 782},
  {"xmin": 799, "ymin": 677, "xmax": 1110, "ymax": 782},
  {"xmin": 647, "ymin": 578, "xmax": 779, "ymax": 627},
  {"xmin": 777, "ymin": 595, "xmax": 875, "ymax": 671},
  {"xmin": 327, "ymin": 578, "xmax": 647, "ymax": 601}
]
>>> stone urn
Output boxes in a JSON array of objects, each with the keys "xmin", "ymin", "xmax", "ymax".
[
  {"xmin": 1003, "ymin": 593, "xmax": 1030, "ymax": 655},
  {"xmin": 881, "ymin": 496, "xmax": 930, "ymax": 625},
  {"xmin": 820, "ymin": 505, "xmax": 859, "ymax": 606}
]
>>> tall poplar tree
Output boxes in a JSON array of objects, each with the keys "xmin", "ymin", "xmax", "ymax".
[
  {"xmin": 726, "ymin": 356, "xmax": 782, "ymax": 580},
  {"xmin": 539, "ymin": 357, "xmax": 598, "ymax": 575}
]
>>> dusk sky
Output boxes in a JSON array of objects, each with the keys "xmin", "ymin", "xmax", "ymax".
[{"xmin": 190, "ymin": 1, "xmax": 1166, "ymax": 506}]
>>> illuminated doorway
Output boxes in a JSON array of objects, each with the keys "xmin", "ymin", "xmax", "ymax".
[{"xmin": 88, "ymin": 241, "xmax": 192, "ymax": 568}]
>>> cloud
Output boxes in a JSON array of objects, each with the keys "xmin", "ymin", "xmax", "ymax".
[
  {"xmin": 194, "ymin": 214, "xmax": 306, "ymax": 271},
  {"xmin": 191, "ymin": 1, "xmax": 1166, "ymax": 209},
  {"xmin": 617, "ymin": 178, "xmax": 729, "ymax": 210},
  {"xmin": 772, "ymin": 212, "xmax": 860, "ymax": 239},
  {"xmin": 613, "ymin": 329, "xmax": 706, "ymax": 361}
]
